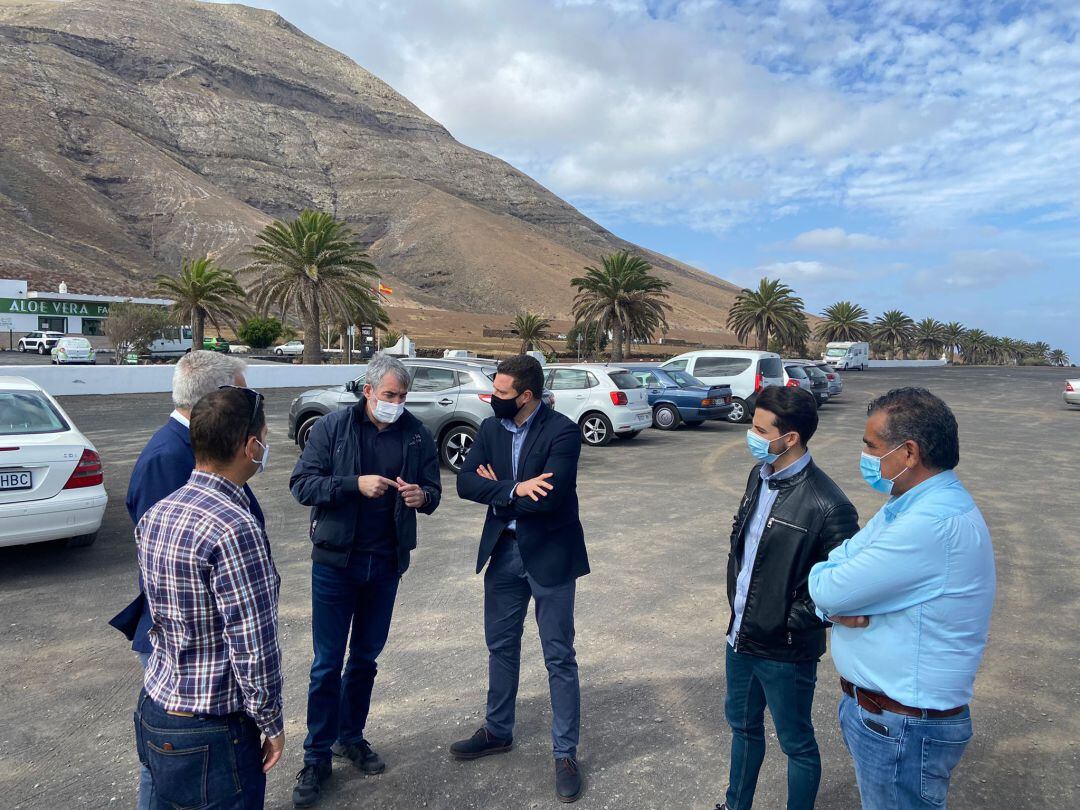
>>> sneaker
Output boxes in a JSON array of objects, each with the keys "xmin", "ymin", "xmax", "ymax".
[
  {"xmin": 449, "ymin": 727, "xmax": 514, "ymax": 760},
  {"xmin": 555, "ymin": 757, "xmax": 583, "ymax": 803},
  {"xmin": 292, "ymin": 761, "xmax": 331, "ymax": 807},
  {"xmin": 332, "ymin": 739, "xmax": 386, "ymax": 774}
]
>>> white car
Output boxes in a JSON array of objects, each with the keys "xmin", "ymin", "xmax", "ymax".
[
  {"xmin": 274, "ymin": 340, "xmax": 305, "ymax": 356},
  {"xmin": 18, "ymin": 330, "xmax": 65, "ymax": 355},
  {"xmin": 1064, "ymin": 379, "xmax": 1079, "ymax": 407},
  {"xmin": 543, "ymin": 364, "xmax": 652, "ymax": 446},
  {"xmin": 51, "ymin": 337, "xmax": 97, "ymax": 365},
  {"xmin": 661, "ymin": 350, "xmax": 786, "ymax": 423},
  {"xmin": 0, "ymin": 377, "xmax": 107, "ymax": 548}
]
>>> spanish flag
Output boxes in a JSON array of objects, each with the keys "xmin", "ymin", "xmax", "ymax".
[{"xmin": 378, "ymin": 283, "xmax": 393, "ymax": 296}]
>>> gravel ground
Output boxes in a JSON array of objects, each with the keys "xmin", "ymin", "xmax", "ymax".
[{"xmin": 0, "ymin": 366, "xmax": 1076, "ymax": 809}]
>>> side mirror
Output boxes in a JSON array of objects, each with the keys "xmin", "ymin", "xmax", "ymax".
[{"xmin": 345, "ymin": 380, "xmax": 357, "ymax": 393}]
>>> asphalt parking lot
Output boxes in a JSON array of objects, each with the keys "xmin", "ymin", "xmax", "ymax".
[{"xmin": 0, "ymin": 366, "xmax": 1076, "ymax": 809}]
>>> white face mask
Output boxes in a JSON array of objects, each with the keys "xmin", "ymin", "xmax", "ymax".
[
  {"xmin": 373, "ymin": 398, "xmax": 405, "ymax": 424},
  {"xmin": 250, "ymin": 438, "xmax": 269, "ymax": 474}
]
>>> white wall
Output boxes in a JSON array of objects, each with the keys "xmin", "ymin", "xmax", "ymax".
[
  {"xmin": 867, "ymin": 359, "xmax": 947, "ymax": 368},
  {"xmin": 0, "ymin": 364, "xmax": 367, "ymax": 396}
]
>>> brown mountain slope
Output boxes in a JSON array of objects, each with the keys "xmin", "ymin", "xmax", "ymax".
[{"xmin": 0, "ymin": 0, "xmax": 743, "ymax": 335}]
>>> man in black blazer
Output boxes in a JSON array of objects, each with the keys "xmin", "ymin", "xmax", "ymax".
[{"xmin": 453, "ymin": 355, "xmax": 589, "ymax": 803}]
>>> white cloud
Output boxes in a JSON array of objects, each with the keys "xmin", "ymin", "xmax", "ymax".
[
  {"xmin": 791, "ymin": 227, "xmax": 891, "ymax": 250},
  {"xmin": 908, "ymin": 249, "xmax": 1041, "ymax": 292}
]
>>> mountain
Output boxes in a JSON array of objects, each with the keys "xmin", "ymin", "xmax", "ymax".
[{"xmin": 0, "ymin": 0, "xmax": 743, "ymax": 336}]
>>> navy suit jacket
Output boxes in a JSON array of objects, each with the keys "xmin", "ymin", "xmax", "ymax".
[
  {"xmin": 110, "ymin": 417, "xmax": 264, "ymax": 652},
  {"xmin": 457, "ymin": 405, "xmax": 589, "ymax": 587}
]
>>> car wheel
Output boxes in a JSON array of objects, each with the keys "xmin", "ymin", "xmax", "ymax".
[
  {"xmin": 684, "ymin": 419, "xmax": 705, "ymax": 427},
  {"xmin": 614, "ymin": 430, "xmax": 641, "ymax": 440},
  {"xmin": 440, "ymin": 424, "xmax": 477, "ymax": 473},
  {"xmin": 37, "ymin": 344, "xmax": 47, "ymax": 355},
  {"xmin": 275, "ymin": 348, "xmax": 283, "ymax": 356},
  {"xmin": 297, "ymin": 415, "xmax": 322, "ymax": 450},
  {"xmin": 652, "ymin": 404, "xmax": 682, "ymax": 430},
  {"xmin": 580, "ymin": 412, "xmax": 613, "ymax": 447},
  {"xmin": 18, "ymin": 343, "xmax": 25, "ymax": 352},
  {"xmin": 727, "ymin": 397, "xmax": 749, "ymax": 423},
  {"xmin": 65, "ymin": 531, "xmax": 98, "ymax": 548}
]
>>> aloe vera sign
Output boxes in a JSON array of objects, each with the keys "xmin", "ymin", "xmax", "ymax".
[{"xmin": 0, "ymin": 297, "xmax": 111, "ymax": 317}]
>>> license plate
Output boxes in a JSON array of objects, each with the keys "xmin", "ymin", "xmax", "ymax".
[
  {"xmin": 637, "ymin": 413, "xmax": 649, "ymax": 422},
  {"xmin": 0, "ymin": 470, "xmax": 32, "ymax": 491}
]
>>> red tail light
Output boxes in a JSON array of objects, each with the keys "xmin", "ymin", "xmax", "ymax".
[
  {"xmin": 754, "ymin": 372, "xmax": 763, "ymax": 392},
  {"xmin": 64, "ymin": 448, "xmax": 103, "ymax": 489},
  {"xmin": 1067, "ymin": 382, "xmax": 1076, "ymax": 392},
  {"xmin": 826, "ymin": 373, "xmax": 837, "ymax": 380},
  {"xmin": 609, "ymin": 391, "xmax": 628, "ymax": 406},
  {"xmin": 786, "ymin": 379, "xmax": 800, "ymax": 387}
]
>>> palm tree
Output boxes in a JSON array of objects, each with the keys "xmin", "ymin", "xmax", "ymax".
[
  {"xmin": 1030, "ymin": 341, "xmax": 1051, "ymax": 362},
  {"xmin": 381, "ymin": 329, "xmax": 401, "ymax": 351},
  {"xmin": 941, "ymin": 321, "xmax": 967, "ymax": 364},
  {"xmin": 1048, "ymin": 348, "xmax": 1070, "ymax": 366},
  {"xmin": 962, "ymin": 328, "xmax": 991, "ymax": 365},
  {"xmin": 815, "ymin": 301, "xmax": 871, "ymax": 343},
  {"xmin": 152, "ymin": 256, "xmax": 248, "ymax": 351},
  {"xmin": 571, "ymin": 252, "xmax": 671, "ymax": 363},
  {"xmin": 244, "ymin": 210, "xmax": 384, "ymax": 364},
  {"xmin": 512, "ymin": 312, "xmax": 553, "ymax": 355},
  {"xmin": 871, "ymin": 310, "xmax": 915, "ymax": 360},
  {"xmin": 912, "ymin": 317, "xmax": 946, "ymax": 360},
  {"xmin": 726, "ymin": 278, "xmax": 806, "ymax": 351}
]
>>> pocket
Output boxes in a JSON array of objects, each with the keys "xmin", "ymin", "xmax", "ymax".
[
  {"xmin": 920, "ymin": 735, "xmax": 971, "ymax": 806},
  {"xmin": 145, "ymin": 738, "xmax": 209, "ymax": 809}
]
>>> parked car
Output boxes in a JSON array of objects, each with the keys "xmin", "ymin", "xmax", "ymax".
[
  {"xmin": 1064, "ymin": 378, "xmax": 1080, "ymax": 408},
  {"xmin": 785, "ymin": 360, "xmax": 830, "ymax": 406},
  {"xmin": 623, "ymin": 364, "xmax": 734, "ymax": 429},
  {"xmin": 662, "ymin": 350, "xmax": 785, "ymax": 423},
  {"xmin": 51, "ymin": 337, "xmax": 96, "ymax": 365},
  {"xmin": 147, "ymin": 326, "xmax": 193, "ymax": 358},
  {"xmin": 275, "ymin": 340, "xmax": 305, "ymax": 356},
  {"xmin": 543, "ymin": 364, "xmax": 652, "ymax": 446},
  {"xmin": 17, "ymin": 331, "xmax": 65, "ymax": 355},
  {"xmin": 288, "ymin": 357, "xmax": 554, "ymax": 473},
  {"xmin": 823, "ymin": 341, "xmax": 869, "ymax": 371},
  {"xmin": 202, "ymin": 335, "xmax": 231, "ymax": 353},
  {"xmin": 0, "ymin": 376, "xmax": 107, "ymax": 548},
  {"xmin": 813, "ymin": 361, "xmax": 843, "ymax": 397}
]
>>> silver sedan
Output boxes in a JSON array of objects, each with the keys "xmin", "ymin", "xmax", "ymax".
[{"xmin": 1064, "ymin": 378, "xmax": 1079, "ymax": 407}]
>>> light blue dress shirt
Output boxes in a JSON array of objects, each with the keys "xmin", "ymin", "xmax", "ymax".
[
  {"xmin": 728, "ymin": 451, "xmax": 813, "ymax": 649},
  {"xmin": 501, "ymin": 402, "xmax": 543, "ymax": 532},
  {"xmin": 809, "ymin": 470, "xmax": 996, "ymax": 710}
]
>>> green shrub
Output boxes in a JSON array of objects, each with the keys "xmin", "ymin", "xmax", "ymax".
[{"xmin": 237, "ymin": 316, "xmax": 284, "ymax": 349}]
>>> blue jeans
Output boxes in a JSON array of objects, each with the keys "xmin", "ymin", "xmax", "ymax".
[
  {"xmin": 838, "ymin": 693, "xmax": 972, "ymax": 809},
  {"xmin": 724, "ymin": 644, "xmax": 821, "ymax": 810},
  {"xmin": 134, "ymin": 690, "xmax": 265, "ymax": 809},
  {"xmin": 136, "ymin": 652, "xmax": 154, "ymax": 810},
  {"xmin": 484, "ymin": 536, "xmax": 580, "ymax": 759},
  {"xmin": 304, "ymin": 551, "xmax": 400, "ymax": 764}
]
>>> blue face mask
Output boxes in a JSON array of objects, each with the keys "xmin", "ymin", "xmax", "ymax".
[
  {"xmin": 860, "ymin": 443, "xmax": 907, "ymax": 494},
  {"xmin": 746, "ymin": 430, "xmax": 794, "ymax": 464}
]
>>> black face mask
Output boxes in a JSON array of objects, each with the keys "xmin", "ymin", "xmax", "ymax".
[{"xmin": 490, "ymin": 393, "xmax": 523, "ymax": 420}]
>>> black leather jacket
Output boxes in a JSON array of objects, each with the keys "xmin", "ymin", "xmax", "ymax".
[{"xmin": 727, "ymin": 458, "xmax": 859, "ymax": 662}]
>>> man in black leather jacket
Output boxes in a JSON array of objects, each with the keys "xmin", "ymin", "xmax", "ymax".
[{"xmin": 717, "ymin": 385, "xmax": 858, "ymax": 810}]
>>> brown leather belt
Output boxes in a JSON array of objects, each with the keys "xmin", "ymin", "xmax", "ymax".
[{"xmin": 841, "ymin": 678, "xmax": 965, "ymax": 719}]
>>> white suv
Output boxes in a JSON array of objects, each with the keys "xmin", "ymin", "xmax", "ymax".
[
  {"xmin": 543, "ymin": 364, "xmax": 652, "ymax": 446},
  {"xmin": 18, "ymin": 331, "xmax": 65, "ymax": 355},
  {"xmin": 661, "ymin": 350, "xmax": 785, "ymax": 423}
]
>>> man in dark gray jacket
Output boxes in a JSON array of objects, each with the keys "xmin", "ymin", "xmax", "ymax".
[{"xmin": 289, "ymin": 353, "xmax": 441, "ymax": 807}]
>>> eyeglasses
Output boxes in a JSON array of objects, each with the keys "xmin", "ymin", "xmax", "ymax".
[{"xmin": 218, "ymin": 385, "xmax": 264, "ymax": 437}]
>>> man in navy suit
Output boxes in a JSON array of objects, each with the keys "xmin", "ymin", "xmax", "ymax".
[
  {"xmin": 453, "ymin": 354, "xmax": 589, "ymax": 803},
  {"xmin": 109, "ymin": 350, "xmax": 263, "ymax": 810}
]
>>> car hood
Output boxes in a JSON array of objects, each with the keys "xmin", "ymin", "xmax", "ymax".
[{"xmin": 300, "ymin": 384, "xmax": 347, "ymax": 399}]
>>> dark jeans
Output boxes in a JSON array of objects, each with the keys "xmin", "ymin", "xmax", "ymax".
[
  {"xmin": 304, "ymin": 551, "xmax": 400, "ymax": 764},
  {"xmin": 134, "ymin": 690, "xmax": 264, "ymax": 810},
  {"xmin": 724, "ymin": 644, "xmax": 821, "ymax": 810},
  {"xmin": 136, "ymin": 652, "xmax": 154, "ymax": 810},
  {"xmin": 484, "ymin": 535, "xmax": 580, "ymax": 758}
]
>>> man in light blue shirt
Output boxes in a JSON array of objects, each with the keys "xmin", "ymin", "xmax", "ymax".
[{"xmin": 809, "ymin": 388, "xmax": 995, "ymax": 809}]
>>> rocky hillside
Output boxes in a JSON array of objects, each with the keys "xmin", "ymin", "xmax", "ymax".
[{"xmin": 0, "ymin": 0, "xmax": 743, "ymax": 334}]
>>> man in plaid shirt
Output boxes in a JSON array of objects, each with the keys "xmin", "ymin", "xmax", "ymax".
[{"xmin": 135, "ymin": 386, "xmax": 283, "ymax": 809}]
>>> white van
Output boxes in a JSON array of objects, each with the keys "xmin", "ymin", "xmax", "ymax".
[
  {"xmin": 660, "ymin": 350, "xmax": 785, "ymax": 423},
  {"xmin": 823, "ymin": 341, "xmax": 869, "ymax": 371},
  {"xmin": 147, "ymin": 326, "xmax": 194, "ymax": 358}
]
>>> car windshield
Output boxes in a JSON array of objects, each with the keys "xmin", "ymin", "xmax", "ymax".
[
  {"xmin": 0, "ymin": 391, "xmax": 70, "ymax": 435},
  {"xmin": 825, "ymin": 348, "xmax": 848, "ymax": 357},
  {"xmin": 668, "ymin": 370, "xmax": 705, "ymax": 388},
  {"xmin": 61, "ymin": 339, "xmax": 90, "ymax": 348}
]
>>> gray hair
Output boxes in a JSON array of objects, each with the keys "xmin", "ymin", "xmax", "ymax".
[
  {"xmin": 365, "ymin": 352, "xmax": 410, "ymax": 391},
  {"xmin": 172, "ymin": 350, "xmax": 247, "ymax": 411}
]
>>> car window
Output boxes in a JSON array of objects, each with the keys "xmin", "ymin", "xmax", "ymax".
[
  {"xmin": 668, "ymin": 370, "xmax": 704, "ymax": 388},
  {"xmin": 550, "ymin": 369, "xmax": 591, "ymax": 390},
  {"xmin": 455, "ymin": 371, "xmax": 475, "ymax": 387},
  {"xmin": 758, "ymin": 357, "xmax": 784, "ymax": 378},
  {"xmin": 609, "ymin": 371, "xmax": 641, "ymax": 389},
  {"xmin": 785, "ymin": 365, "xmax": 809, "ymax": 379},
  {"xmin": 804, "ymin": 366, "xmax": 827, "ymax": 381},
  {"xmin": 0, "ymin": 391, "xmax": 70, "ymax": 435},
  {"xmin": 632, "ymin": 372, "xmax": 652, "ymax": 387},
  {"xmin": 409, "ymin": 366, "xmax": 458, "ymax": 392},
  {"xmin": 662, "ymin": 359, "xmax": 688, "ymax": 372},
  {"xmin": 695, "ymin": 357, "xmax": 752, "ymax": 377}
]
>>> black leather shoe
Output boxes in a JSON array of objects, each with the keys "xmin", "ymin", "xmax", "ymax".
[
  {"xmin": 555, "ymin": 757, "xmax": 583, "ymax": 803},
  {"xmin": 450, "ymin": 727, "xmax": 513, "ymax": 760},
  {"xmin": 333, "ymin": 740, "xmax": 385, "ymax": 774},
  {"xmin": 716, "ymin": 804, "xmax": 731, "ymax": 810},
  {"xmin": 292, "ymin": 761, "xmax": 331, "ymax": 807}
]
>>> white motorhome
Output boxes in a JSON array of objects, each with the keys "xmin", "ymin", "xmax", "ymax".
[{"xmin": 823, "ymin": 341, "xmax": 869, "ymax": 371}]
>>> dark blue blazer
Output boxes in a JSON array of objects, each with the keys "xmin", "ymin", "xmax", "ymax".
[
  {"xmin": 109, "ymin": 417, "xmax": 264, "ymax": 652},
  {"xmin": 457, "ymin": 404, "xmax": 589, "ymax": 587}
]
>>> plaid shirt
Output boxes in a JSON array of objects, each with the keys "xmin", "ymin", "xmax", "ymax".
[{"xmin": 136, "ymin": 470, "xmax": 283, "ymax": 737}]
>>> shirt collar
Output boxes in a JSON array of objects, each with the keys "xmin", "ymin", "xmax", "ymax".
[
  {"xmin": 501, "ymin": 401, "xmax": 543, "ymax": 433},
  {"xmin": 188, "ymin": 470, "xmax": 250, "ymax": 509},
  {"xmin": 883, "ymin": 469, "xmax": 959, "ymax": 520},
  {"xmin": 170, "ymin": 410, "xmax": 190, "ymax": 428},
  {"xmin": 761, "ymin": 449, "xmax": 812, "ymax": 482}
]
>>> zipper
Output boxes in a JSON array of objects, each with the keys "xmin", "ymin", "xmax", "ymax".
[
  {"xmin": 787, "ymin": 632, "xmax": 793, "ymax": 645},
  {"xmin": 767, "ymin": 517, "xmax": 807, "ymax": 533}
]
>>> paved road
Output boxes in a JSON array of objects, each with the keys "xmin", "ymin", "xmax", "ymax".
[{"xmin": 0, "ymin": 367, "xmax": 1075, "ymax": 809}]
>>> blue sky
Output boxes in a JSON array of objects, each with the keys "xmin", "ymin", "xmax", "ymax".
[{"xmin": 212, "ymin": 0, "xmax": 1078, "ymax": 358}]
